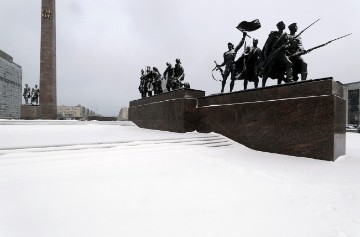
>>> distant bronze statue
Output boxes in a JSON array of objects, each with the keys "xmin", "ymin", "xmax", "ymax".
[
  {"xmin": 152, "ymin": 67, "xmax": 163, "ymax": 95},
  {"xmin": 216, "ymin": 31, "xmax": 247, "ymax": 93},
  {"xmin": 144, "ymin": 66, "xmax": 153, "ymax": 97},
  {"xmin": 139, "ymin": 69, "xmax": 147, "ymax": 98},
  {"xmin": 23, "ymin": 84, "xmax": 31, "ymax": 104},
  {"xmin": 173, "ymin": 58, "xmax": 185, "ymax": 90},
  {"xmin": 31, "ymin": 85, "xmax": 40, "ymax": 105},
  {"xmin": 138, "ymin": 79, "xmax": 146, "ymax": 98},
  {"xmin": 287, "ymin": 23, "xmax": 308, "ymax": 81},
  {"xmin": 183, "ymin": 82, "xmax": 190, "ymax": 89},
  {"xmin": 163, "ymin": 62, "xmax": 175, "ymax": 92},
  {"xmin": 260, "ymin": 21, "xmax": 293, "ymax": 87}
]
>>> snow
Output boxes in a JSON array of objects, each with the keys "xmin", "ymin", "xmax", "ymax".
[{"xmin": 0, "ymin": 120, "xmax": 359, "ymax": 237}]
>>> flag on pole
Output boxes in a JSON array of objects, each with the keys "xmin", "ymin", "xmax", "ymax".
[{"xmin": 236, "ymin": 19, "xmax": 261, "ymax": 32}]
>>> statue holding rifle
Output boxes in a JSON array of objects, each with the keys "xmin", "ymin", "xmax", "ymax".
[
  {"xmin": 261, "ymin": 21, "xmax": 293, "ymax": 87},
  {"xmin": 173, "ymin": 58, "xmax": 185, "ymax": 90},
  {"xmin": 163, "ymin": 62, "xmax": 175, "ymax": 92},
  {"xmin": 287, "ymin": 23, "xmax": 308, "ymax": 81},
  {"xmin": 259, "ymin": 19, "xmax": 321, "ymax": 86},
  {"xmin": 289, "ymin": 33, "xmax": 352, "ymax": 61}
]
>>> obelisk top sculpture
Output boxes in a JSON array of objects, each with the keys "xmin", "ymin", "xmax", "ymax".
[{"xmin": 39, "ymin": 0, "xmax": 57, "ymax": 119}]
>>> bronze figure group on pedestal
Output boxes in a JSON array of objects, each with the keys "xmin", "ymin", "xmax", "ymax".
[
  {"xmin": 135, "ymin": 19, "xmax": 350, "ymax": 96},
  {"xmin": 23, "ymin": 84, "xmax": 40, "ymax": 106},
  {"xmin": 138, "ymin": 59, "xmax": 190, "ymax": 98},
  {"xmin": 214, "ymin": 19, "xmax": 351, "ymax": 93}
]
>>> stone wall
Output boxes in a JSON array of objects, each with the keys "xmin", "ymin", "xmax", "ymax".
[
  {"xmin": 129, "ymin": 89, "xmax": 205, "ymax": 133},
  {"xmin": 196, "ymin": 78, "xmax": 345, "ymax": 161},
  {"xmin": 128, "ymin": 78, "xmax": 346, "ymax": 161}
]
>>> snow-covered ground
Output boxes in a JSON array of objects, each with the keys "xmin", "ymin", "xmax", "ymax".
[{"xmin": 0, "ymin": 120, "xmax": 359, "ymax": 237}]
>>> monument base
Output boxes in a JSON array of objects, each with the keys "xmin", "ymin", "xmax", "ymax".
[
  {"xmin": 20, "ymin": 105, "xmax": 41, "ymax": 120},
  {"xmin": 129, "ymin": 89, "xmax": 205, "ymax": 133},
  {"xmin": 129, "ymin": 78, "xmax": 346, "ymax": 161}
]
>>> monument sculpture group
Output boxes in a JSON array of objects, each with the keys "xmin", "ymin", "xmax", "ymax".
[
  {"xmin": 130, "ymin": 18, "xmax": 350, "ymax": 161},
  {"xmin": 138, "ymin": 59, "xmax": 190, "ymax": 98},
  {"xmin": 137, "ymin": 19, "xmax": 350, "ymax": 97},
  {"xmin": 212, "ymin": 19, "xmax": 351, "ymax": 93},
  {"xmin": 23, "ymin": 84, "xmax": 40, "ymax": 106},
  {"xmin": 12, "ymin": 1, "xmax": 349, "ymax": 162}
]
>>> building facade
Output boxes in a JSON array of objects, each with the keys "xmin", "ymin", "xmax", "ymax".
[
  {"xmin": 0, "ymin": 50, "xmax": 22, "ymax": 119},
  {"xmin": 343, "ymin": 81, "xmax": 360, "ymax": 125},
  {"xmin": 57, "ymin": 104, "xmax": 96, "ymax": 120},
  {"xmin": 117, "ymin": 107, "xmax": 128, "ymax": 121}
]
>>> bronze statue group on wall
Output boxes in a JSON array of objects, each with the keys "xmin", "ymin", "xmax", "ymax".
[
  {"xmin": 138, "ymin": 59, "xmax": 190, "ymax": 98},
  {"xmin": 213, "ymin": 19, "xmax": 351, "ymax": 93},
  {"xmin": 23, "ymin": 84, "xmax": 40, "ymax": 105},
  {"xmin": 136, "ymin": 19, "xmax": 350, "ymax": 97}
]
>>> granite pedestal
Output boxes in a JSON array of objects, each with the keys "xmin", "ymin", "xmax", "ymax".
[
  {"xmin": 20, "ymin": 105, "xmax": 41, "ymax": 120},
  {"xmin": 129, "ymin": 89, "xmax": 205, "ymax": 133},
  {"xmin": 197, "ymin": 78, "xmax": 345, "ymax": 161},
  {"xmin": 128, "ymin": 78, "xmax": 346, "ymax": 161}
]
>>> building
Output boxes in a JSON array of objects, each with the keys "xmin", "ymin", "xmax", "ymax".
[
  {"xmin": 117, "ymin": 107, "xmax": 128, "ymax": 121},
  {"xmin": 57, "ymin": 104, "xmax": 97, "ymax": 120},
  {"xmin": 343, "ymin": 81, "xmax": 360, "ymax": 125},
  {"xmin": 0, "ymin": 50, "xmax": 22, "ymax": 119}
]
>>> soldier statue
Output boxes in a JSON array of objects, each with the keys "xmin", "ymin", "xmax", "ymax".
[
  {"xmin": 163, "ymin": 62, "xmax": 175, "ymax": 92},
  {"xmin": 144, "ymin": 66, "xmax": 154, "ymax": 97},
  {"xmin": 216, "ymin": 31, "xmax": 247, "ymax": 92},
  {"xmin": 152, "ymin": 67, "xmax": 163, "ymax": 95},
  {"xmin": 173, "ymin": 58, "xmax": 185, "ymax": 90},
  {"xmin": 261, "ymin": 21, "xmax": 293, "ymax": 86},
  {"xmin": 23, "ymin": 84, "xmax": 31, "ymax": 105},
  {"xmin": 31, "ymin": 84, "xmax": 40, "ymax": 105},
  {"xmin": 246, "ymin": 38, "xmax": 261, "ymax": 89},
  {"xmin": 139, "ymin": 69, "xmax": 147, "ymax": 98},
  {"xmin": 235, "ymin": 38, "xmax": 262, "ymax": 90},
  {"xmin": 287, "ymin": 23, "xmax": 308, "ymax": 81}
]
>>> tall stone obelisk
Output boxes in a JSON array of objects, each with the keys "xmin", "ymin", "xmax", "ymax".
[{"xmin": 39, "ymin": 0, "xmax": 57, "ymax": 119}]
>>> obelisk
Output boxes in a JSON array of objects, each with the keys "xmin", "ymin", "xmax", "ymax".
[{"xmin": 39, "ymin": 0, "xmax": 57, "ymax": 119}]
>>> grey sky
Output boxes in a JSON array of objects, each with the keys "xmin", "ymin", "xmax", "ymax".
[{"xmin": 1, "ymin": 0, "xmax": 359, "ymax": 116}]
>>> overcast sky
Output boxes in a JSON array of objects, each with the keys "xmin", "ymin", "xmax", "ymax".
[{"xmin": 0, "ymin": 0, "xmax": 359, "ymax": 116}]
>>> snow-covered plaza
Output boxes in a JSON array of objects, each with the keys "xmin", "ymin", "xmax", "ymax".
[{"xmin": 0, "ymin": 120, "xmax": 359, "ymax": 237}]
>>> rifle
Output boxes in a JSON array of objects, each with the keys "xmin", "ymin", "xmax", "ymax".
[
  {"xmin": 212, "ymin": 60, "xmax": 224, "ymax": 82},
  {"xmin": 294, "ymin": 18, "xmax": 321, "ymax": 41},
  {"xmin": 261, "ymin": 18, "xmax": 321, "ymax": 71},
  {"xmin": 289, "ymin": 33, "xmax": 352, "ymax": 58}
]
